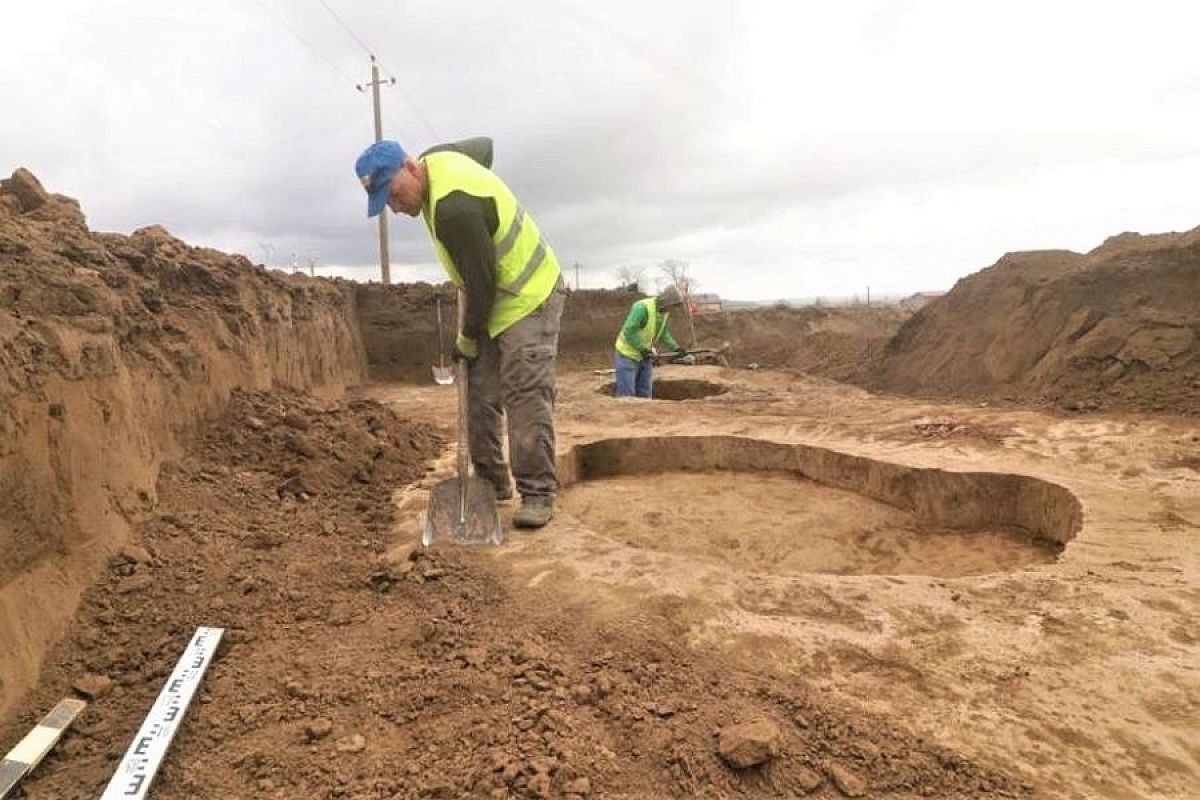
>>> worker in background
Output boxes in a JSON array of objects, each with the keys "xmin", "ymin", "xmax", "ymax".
[
  {"xmin": 354, "ymin": 138, "xmax": 566, "ymax": 529},
  {"xmin": 613, "ymin": 284, "xmax": 694, "ymax": 398}
]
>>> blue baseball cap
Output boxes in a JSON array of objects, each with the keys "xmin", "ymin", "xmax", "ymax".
[{"xmin": 355, "ymin": 140, "xmax": 408, "ymax": 217}]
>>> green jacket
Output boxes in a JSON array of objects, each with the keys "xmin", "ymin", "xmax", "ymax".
[{"xmin": 615, "ymin": 298, "xmax": 681, "ymax": 361}]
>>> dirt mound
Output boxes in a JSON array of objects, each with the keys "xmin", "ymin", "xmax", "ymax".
[
  {"xmin": 3, "ymin": 390, "xmax": 1030, "ymax": 799},
  {"xmin": 195, "ymin": 389, "xmax": 442, "ymax": 498},
  {"xmin": 867, "ymin": 227, "xmax": 1200, "ymax": 414},
  {"xmin": 0, "ymin": 168, "xmax": 366, "ymax": 716},
  {"xmin": 693, "ymin": 305, "xmax": 910, "ymax": 380}
]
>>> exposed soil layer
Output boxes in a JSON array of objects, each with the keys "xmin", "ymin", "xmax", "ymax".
[
  {"xmin": 559, "ymin": 436, "xmax": 1079, "ymax": 549},
  {"xmin": 355, "ymin": 284, "xmax": 909, "ymax": 385},
  {"xmin": 689, "ymin": 305, "xmax": 910, "ymax": 381},
  {"xmin": 2, "ymin": 390, "xmax": 1032, "ymax": 800},
  {"xmin": 3, "ymin": 171, "xmax": 1199, "ymax": 800},
  {"xmin": 354, "ymin": 282, "xmax": 453, "ymax": 383},
  {"xmin": 561, "ymin": 472, "xmax": 1060, "ymax": 577},
  {"xmin": 596, "ymin": 379, "xmax": 728, "ymax": 401},
  {"xmin": 0, "ymin": 169, "xmax": 366, "ymax": 717},
  {"xmin": 867, "ymin": 229, "xmax": 1200, "ymax": 414}
]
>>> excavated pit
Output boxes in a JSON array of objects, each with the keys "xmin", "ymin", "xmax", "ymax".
[
  {"xmin": 558, "ymin": 436, "xmax": 1080, "ymax": 577},
  {"xmin": 598, "ymin": 379, "xmax": 728, "ymax": 400}
]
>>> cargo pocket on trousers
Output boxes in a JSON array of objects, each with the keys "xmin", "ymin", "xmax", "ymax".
[{"xmin": 506, "ymin": 344, "xmax": 556, "ymax": 397}]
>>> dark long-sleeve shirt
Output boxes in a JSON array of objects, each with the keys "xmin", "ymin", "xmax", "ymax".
[{"xmin": 421, "ymin": 138, "xmax": 498, "ymax": 343}]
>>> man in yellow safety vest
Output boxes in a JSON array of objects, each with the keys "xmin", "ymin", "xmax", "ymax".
[
  {"xmin": 355, "ymin": 138, "xmax": 566, "ymax": 529},
  {"xmin": 613, "ymin": 285, "xmax": 693, "ymax": 398}
]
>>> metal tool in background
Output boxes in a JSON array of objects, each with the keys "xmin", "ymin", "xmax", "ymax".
[
  {"xmin": 652, "ymin": 341, "xmax": 732, "ymax": 367},
  {"xmin": 422, "ymin": 290, "xmax": 503, "ymax": 546},
  {"xmin": 432, "ymin": 294, "xmax": 454, "ymax": 385}
]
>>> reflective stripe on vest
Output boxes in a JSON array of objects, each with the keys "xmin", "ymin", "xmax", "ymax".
[
  {"xmin": 615, "ymin": 298, "xmax": 670, "ymax": 361},
  {"xmin": 420, "ymin": 152, "xmax": 561, "ymax": 337}
]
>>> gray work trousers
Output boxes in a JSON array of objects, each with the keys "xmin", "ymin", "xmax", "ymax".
[{"xmin": 467, "ymin": 285, "xmax": 566, "ymax": 499}]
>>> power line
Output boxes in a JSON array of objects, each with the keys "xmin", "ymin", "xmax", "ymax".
[
  {"xmin": 384, "ymin": 78, "xmax": 440, "ymax": 143},
  {"xmin": 251, "ymin": 0, "xmax": 359, "ymax": 87},
  {"xmin": 260, "ymin": 0, "xmax": 440, "ymax": 150},
  {"xmin": 309, "ymin": 0, "xmax": 440, "ymax": 143},
  {"xmin": 554, "ymin": 0, "xmax": 739, "ymax": 108},
  {"xmin": 251, "ymin": 1, "xmax": 438, "ymax": 143},
  {"xmin": 316, "ymin": 0, "xmax": 376, "ymax": 57}
]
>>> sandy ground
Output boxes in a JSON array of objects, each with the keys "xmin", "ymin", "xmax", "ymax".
[
  {"xmin": 559, "ymin": 472, "xmax": 1057, "ymax": 578},
  {"xmin": 372, "ymin": 364, "xmax": 1200, "ymax": 800}
]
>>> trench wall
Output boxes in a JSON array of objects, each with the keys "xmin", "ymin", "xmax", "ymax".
[
  {"xmin": 559, "ymin": 436, "xmax": 1082, "ymax": 546},
  {"xmin": 0, "ymin": 176, "xmax": 367, "ymax": 716}
]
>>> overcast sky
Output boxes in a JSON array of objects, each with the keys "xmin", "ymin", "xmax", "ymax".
[{"xmin": 4, "ymin": 1, "xmax": 1200, "ymax": 300}]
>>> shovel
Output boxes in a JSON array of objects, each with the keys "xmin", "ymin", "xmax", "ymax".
[
  {"xmin": 432, "ymin": 295, "xmax": 454, "ymax": 385},
  {"xmin": 421, "ymin": 291, "xmax": 503, "ymax": 547}
]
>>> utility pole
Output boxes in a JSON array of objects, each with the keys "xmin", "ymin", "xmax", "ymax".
[
  {"xmin": 358, "ymin": 55, "xmax": 396, "ymax": 284},
  {"xmin": 574, "ymin": 263, "xmax": 580, "ymax": 291}
]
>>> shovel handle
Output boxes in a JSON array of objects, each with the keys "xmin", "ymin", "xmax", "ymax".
[
  {"xmin": 455, "ymin": 291, "xmax": 470, "ymax": 522},
  {"xmin": 434, "ymin": 296, "xmax": 447, "ymax": 369}
]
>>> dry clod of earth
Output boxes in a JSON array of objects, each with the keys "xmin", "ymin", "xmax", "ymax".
[
  {"xmin": 71, "ymin": 673, "xmax": 114, "ymax": 700},
  {"xmin": 794, "ymin": 765, "xmax": 825, "ymax": 794},
  {"xmin": 334, "ymin": 733, "xmax": 366, "ymax": 753},
  {"xmin": 303, "ymin": 718, "xmax": 333, "ymax": 742},
  {"xmin": 829, "ymin": 761, "xmax": 870, "ymax": 797},
  {"xmin": 717, "ymin": 717, "xmax": 783, "ymax": 768}
]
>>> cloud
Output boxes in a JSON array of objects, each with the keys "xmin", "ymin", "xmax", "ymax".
[{"xmin": 3, "ymin": 0, "xmax": 1200, "ymax": 300}]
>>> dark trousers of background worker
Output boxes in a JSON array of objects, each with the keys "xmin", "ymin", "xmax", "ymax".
[{"xmin": 613, "ymin": 351, "xmax": 652, "ymax": 398}]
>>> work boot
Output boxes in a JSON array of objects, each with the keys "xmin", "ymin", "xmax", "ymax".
[{"xmin": 513, "ymin": 495, "xmax": 553, "ymax": 529}]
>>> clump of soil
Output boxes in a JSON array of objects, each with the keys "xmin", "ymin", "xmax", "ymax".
[
  {"xmin": 867, "ymin": 227, "xmax": 1200, "ymax": 415},
  {"xmin": 206, "ymin": 389, "xmax": 440, "ymax": 499},
  {"xmin": 3, "ymin": 388, "xmax": 1030, "ymax": 799}
]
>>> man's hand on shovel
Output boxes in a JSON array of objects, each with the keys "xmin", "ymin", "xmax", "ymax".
[{"xmin": 453, "ymin": 332, "xmax": 478, "ymax": 363}]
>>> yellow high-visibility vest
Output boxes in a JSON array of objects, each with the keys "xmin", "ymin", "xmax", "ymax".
[
  {"xmin": 420, "ymin": 151, "xmax": 562, "ymax": 337},
  {"xmin": 615, "ymin": 298, "xmax": 670, "ymax": 361}
]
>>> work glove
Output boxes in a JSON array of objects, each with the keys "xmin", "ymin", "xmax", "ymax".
[
  {"xmin": 453, "ymin": 332, "xmax": 478, "ymax": 363},
  {"xmin": 638, "ymin": 348, "xmax": 654, "ymax": 362}
]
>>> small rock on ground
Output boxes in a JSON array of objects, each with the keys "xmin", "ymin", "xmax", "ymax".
[{"xmin": 717, "ymin": 718, "xmax": 782, "ymax": 769}]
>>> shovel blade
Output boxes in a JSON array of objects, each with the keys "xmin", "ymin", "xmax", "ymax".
[
  {"xmin": 432, "ymin": 366, "xmax": 455, "ymax": 385},
  {"xmin": 422, "ymin": 476, "xmax": 503, "ymax": 546}
]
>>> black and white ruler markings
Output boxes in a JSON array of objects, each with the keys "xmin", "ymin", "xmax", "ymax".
[
  {"xmin": 0, "ymin": 697, "xmax": 87, "ymax": 798},
  {"xmin": 101, "ymin": 626, "xmax": 224, "ymax": 800}
]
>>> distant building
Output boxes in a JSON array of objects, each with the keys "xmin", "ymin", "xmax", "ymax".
[
  {"xmin": 689, "ymin": 292, "xmax": 724, "ymax": 315},
  {"xmin": 900, "ymin": 291, "xmax": 946, "ymax": 310}
]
